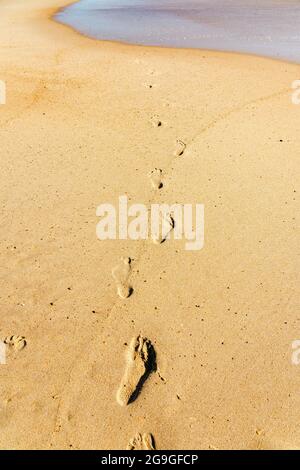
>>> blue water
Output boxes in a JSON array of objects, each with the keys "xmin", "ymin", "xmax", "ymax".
[{"xmin": 55, "ymin": 0, "xmax": 300, "ymax": 62}]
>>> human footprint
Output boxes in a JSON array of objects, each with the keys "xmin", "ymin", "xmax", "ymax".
[{"xmin": 112, "ymin": 257, "xmax": 133, "ymax": 299}]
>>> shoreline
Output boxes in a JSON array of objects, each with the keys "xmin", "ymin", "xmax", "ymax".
[
  {"xmin": 0, "ymin": 0, "xmax": 299, "ymax": 450},
  {"xmin": 52, "ymin": 0, "xmax": 300, "ymax": 66}
]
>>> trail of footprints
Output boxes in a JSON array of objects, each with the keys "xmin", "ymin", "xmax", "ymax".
[
  {"xmin": 152, "ymin": 212, "xmax": 175, "ymax": 245},
  {"xmin": 1, "ymin": 129, "xmax": 184, "ymax": 447},
  {"xmin": 112, "ymin": 133, "xmax": 187, "ymax": 449}
]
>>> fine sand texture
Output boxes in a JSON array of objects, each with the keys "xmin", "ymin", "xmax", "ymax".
[{"xmin": 0, "ymin": 0, "xmax": 299, "ymax": 450}]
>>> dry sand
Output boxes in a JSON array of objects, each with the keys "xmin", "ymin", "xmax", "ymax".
[{"xmin": 0, "ymin": 0, "xmax": 299, "ymax": 450}]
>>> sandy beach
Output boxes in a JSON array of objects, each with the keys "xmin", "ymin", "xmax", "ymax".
[{"xmin": 0, "ymin": 0, "xmax": 299, "ymax": 450}]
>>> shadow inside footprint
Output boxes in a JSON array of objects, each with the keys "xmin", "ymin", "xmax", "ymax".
[
  {"xmin": 149, "ymin": 168, "xmax": 163, "ymax": 190},
  {"xmin": 117, "ymin": 284, "xmax": 134, "ymax": 299},
  {"xmin": 174, "ymin": 139, "xmax": 186, "ymax": 157},
  {"xmin": 127, "ymin": 341, "xmax": 157, "ymax": 405},
  {"xmin": 152, "ymin": 213, "xmax": 175, "ymax": 245},
  {"xmin": 127, "ymin": 432, "xmax": 156, "ymax": 450}
]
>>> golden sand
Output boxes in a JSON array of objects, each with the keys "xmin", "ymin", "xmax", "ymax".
[{"xmin": 0, "ymin": 0, "xmax": 299, "ymax": 450}]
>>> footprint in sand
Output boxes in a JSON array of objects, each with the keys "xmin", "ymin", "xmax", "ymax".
[
  {"xmin": 152, "ymin": 213, "xmax": 175, "ymax": 245},
  {"xmin": 4, "ymin": 335, "xmax": 27, "ymax": 352},
  {"xmin": 150, "ymin": 115, "xmax": 162, "ymax": 128},
  {"xmin": 174, "ymin": 139, "xmax": 186, "ymax": 157},
  {"xmin": 112, "ymin": 257, "xmax": 133, "ymax": 299},
  {"xmin": 127, "ymin": 433, "xmax": 156, "ymax": 450},
  {"xmin": 116, "ymin": 335, "xmax": 156, "ymax": 406},
  {"xmin": 149, "ymin": 168, "xmax": 163, "ymax": 189}
]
